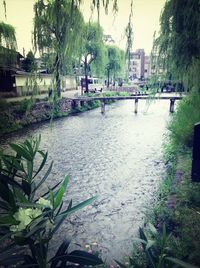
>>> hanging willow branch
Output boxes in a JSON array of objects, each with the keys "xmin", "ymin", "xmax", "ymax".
[
  {"xmin": 156, "ymin": 0, "xmax": 200, "ymax": 91},
  {"xmin": 0, "ymin": 21, "xmax": 17, "ymax": 66},
  {"xmin": 89, "ymin": 0, "xmax": 118, "ymax": 23},
  {"xmin": 34, "ymin": 0, "xmax": 84, "ymax": 97},
  {"xmin": 0, "ymin": 22, "xmax": 17, "ymax": 50},
  {"xmin": 3, "ymin": 0, "xmax": 7, "ymax": 19},
  {"xmin": 125, "ymin": 0, "xmax": 133, "ymax": 77}
]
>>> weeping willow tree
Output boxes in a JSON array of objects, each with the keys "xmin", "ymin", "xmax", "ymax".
[
  {"xmin": 80, "ymin": 22, "xmax": 104, "ymax": 93},
  {"xmin": 0, "ymin": 22, "xmax": 16, "ymax": 49},
  {"xmin": 105, "ymin": 45, "xmax": 125, "ymax": 87},
  {"xmin": 34, "ymin": 0, "xmax": 84, "ymax": 97},
  {"xmin": 156, "ymin": 0, "xmax": 200, "ymax": 92},
  {"xmin": 0, "ymin": 22, "xmax": 17, "ymax": 66}
]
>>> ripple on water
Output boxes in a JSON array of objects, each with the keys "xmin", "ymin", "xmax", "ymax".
[{"xmin": 0, "ymin": 100, "xmax": 170, "ymax": 262}]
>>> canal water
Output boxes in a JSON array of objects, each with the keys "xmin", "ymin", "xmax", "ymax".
[{"xmin": 0, "ymin": 99, "xmax": 172, "ymax": 262}]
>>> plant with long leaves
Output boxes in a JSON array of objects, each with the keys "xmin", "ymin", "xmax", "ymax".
[
  {"xmin": 0, "ymin": 136, "xmax": 102, "ymax": 267},
  {"xmin": 116, "ymin": 223, "xmax": 198, "ymax": 268}
]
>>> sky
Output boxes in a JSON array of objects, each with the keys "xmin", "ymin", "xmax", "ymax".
[{"xmin": 0, "ymin": 0, "xmax": 166, "ymax": 56}]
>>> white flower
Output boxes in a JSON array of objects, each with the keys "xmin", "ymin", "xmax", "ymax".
[
  {"xmin": 37, "ymin": 198, "xmax": 52, "ymax": 209},
  {"xmin": 10, "ymin": 207, "xmax": 42, "ymax": 232}
]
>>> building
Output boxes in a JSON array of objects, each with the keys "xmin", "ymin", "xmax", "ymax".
[
  {"xmin": 0, "ymin": 47, "xmax": 76, "ymax": 97},
  {"xmin": 0, "ymin": 47, "xmax": 24, "ymax": 96},
  {"xmin": 128, "ymin": 49, "xmax": 145, "ymax": 80}
]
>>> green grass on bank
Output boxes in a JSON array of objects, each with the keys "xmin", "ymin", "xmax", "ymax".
[{"xmin": 0, "ymin": 92, "xmax": 123, "ymax": 135}]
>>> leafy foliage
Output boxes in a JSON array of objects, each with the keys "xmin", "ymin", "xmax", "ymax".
[
  {"xmin": 34, "ymin": 0, "xmax": 84, "ymax": 97},
  {"xmin": 125, "ymin": 0, "xmax": 133, "ymax": 78},
  {"xmin": 116, "ymin": 224, "xmax": 198, "ymax": 268},
  {"xmin": 81, "ymin": 22, "xmax": 104, "ymax": 92},
  {"xmin": 0, "ymin": 136, "xmax": 102, "ymax": 267},
  {"xmin": 0, "ymin": 21, "xmax": 17, "ymax": 66},
  {"xmin": 156, "ymin": 0, "xmax": 200, "ymax": 91},
  {"xmin": 0, "ymin": 21, "xmax": 16, "ymax": 50},
  {"xmin": 167, "ymin": 89, "xmax": 200, "ymax": 147},
  {"xmin": 22, "ymin": 51, "xmax": 36, "ymax": 72},
  {"xmin": 105, "ymin": 45, "xmax": 125, "ymax": 87}
]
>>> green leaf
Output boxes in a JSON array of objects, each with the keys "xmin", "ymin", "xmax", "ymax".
[
  {"xmin": 54, "ymin": 177, "xmax": 69, "ymax": 209},
  {"xmin": 162, "ymin": 224, "xmax": 167, "ymax": 243},
  {"xmin": 0, "ymin": 173, "xmax": 22, "ymax": 190},
  {"xmin": 146, "ymin": 240, "xmax": 156, "ymax": 250},
  {"xmin": 56, "ymin": 239, "xmax": 71, "ymax": 256},
  {"xmin": 2, "ymin": 156, "xmax": 14, "ymax": 173},
  {"xmin": 56, "ymin": 196, "xmax": 96, "ymax": 219},
  {"xmin": 0, "ymin": 215, "xmax": 18, "ymax": 226},
  {"xmin": 33, "ymin": 151, "xmax": 48, "ymax": 179},
  {"xmin": 34, "ymin": 134, "xmax": 41, "ymax": 155},
  {"xmin": 9, "ymin": 143, "xmax": 32, "ymax": 161},
  {"xmin": 54, "ymin": 185, "xmax": 64, "ymax": 209},
  {"xmin": 11, "ymin": 158, "xmax": 24, "ymax": 172},
  {"xmin": 14, "ymin": 188, "xmax": 29, "ymax": 203},
  {"xmin": 52, "ymin": 196, "xmax": 96, "ymax": 236},
  {"xmin": 27, "ymin": 160, "xmax": 33, "ymax": 182},
  {"xmin": 22, "ymin": 179, "xmax": 32, "ymax": 196},
  {"xmin": 41, "ymin": 180, "xmax": 61, "ymax": 198},
  {"xmin": 25, "ymin": 217, "xmax": 49, "ymax": 238},
  {"xmin": 24, "ymin": 139, "xmax": 34, "ymax": 156},
  {"xmin": 50, "ymin": 250, "xmax": 103, "ymax": 266},
  {"xmin": 55, "ymin": 201, "xmax": 63, "ymax": 217},
  {"xmin": 32, "ymin": 161, "xmax": 53, "ymax": 194},
  {"xmin": 50, "ymin": 239, "xmax": 71, "ymax": 267},
  {"xmin": 0, "ymin": 181, "xmax": 15, "ymax": 207},
  {"xmin": 148, "ymin": 223, "xmax": 158, "ymax": 236},
  {"xmin": 166, "ymin": 257, "xmax": 199, "ymax": 268}
]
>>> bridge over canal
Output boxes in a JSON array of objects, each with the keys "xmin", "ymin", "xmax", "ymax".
[{"xmin": 69, "ymin": 95, "xmax": 183, "ymax": 114}]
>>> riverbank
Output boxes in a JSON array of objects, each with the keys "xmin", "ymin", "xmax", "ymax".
[
  {"xmin": 126, "ymin": 90, "xmax": 200, "ymax": 268},
  {"xmin": 0, "ymin": 92, "xmax": 120, "ymax": 136}
]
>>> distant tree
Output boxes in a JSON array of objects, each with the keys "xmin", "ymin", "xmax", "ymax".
[
  {"xmin": 0, "ymin": 22, "xmax": 17, "ymax": 66},
  {"xmin": 0, "ymin": 22, "xmax": 17, "ymax": 50},
  {"xmin": 22, "ymin": 51, "xmax": 36, "ymax": 72},
  {"xmin": 156, "ymin": 0, "xmax": 200, "ymax": 91},
  {"xmin": 80, "ymin": 22, "xmax": 104, "ymax": 93},
  {"xmin": 33, "ymin": 0, "xmax": 84, "ymax": 97},
  {"xmin": 105, "ymin": 45, "xmax": 125, "ymax": 87}
]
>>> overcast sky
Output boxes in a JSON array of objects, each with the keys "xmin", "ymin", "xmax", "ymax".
[{"xmin": 0, "ymin": 0, "xmax": 166, "ymax": 56}]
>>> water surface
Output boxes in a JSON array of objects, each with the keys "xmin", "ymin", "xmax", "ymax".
[{"xmin": 1, "ymin": 99, "xmax": 171, "ymax": 261}]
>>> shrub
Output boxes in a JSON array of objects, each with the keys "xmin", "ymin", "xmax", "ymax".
[
  {"xmin": 168, "ymin": 90, "xmax": 200, "ymax": 147},
  {"xmin": 0, "ymin": 136, "xmax": 103, "ymax": 267},
  {"xmin": 116, "ymin": 224, "xmax": 198, "ymax": 268}
]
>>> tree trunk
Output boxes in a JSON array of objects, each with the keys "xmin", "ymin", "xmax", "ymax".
[
  {"xmin": 84, "ymin": 57, "xmax": 89, "ymax": 93},
  {"xmin": 55, "ymin": 54, "xmax": 61, "ymax": 97},
  {"xmin": 107, "ymin": 68, "xmax": 110, "ymax": 88}
]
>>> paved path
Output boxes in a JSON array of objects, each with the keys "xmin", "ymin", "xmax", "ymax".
[{"xmin": 2, "ymin": 89, "xmax": 80, "ymax": 103}]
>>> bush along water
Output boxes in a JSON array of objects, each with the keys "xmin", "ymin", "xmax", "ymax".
[{"xmin": 0, "ymin": 135, "xmax": 103, "ymax": 267}]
